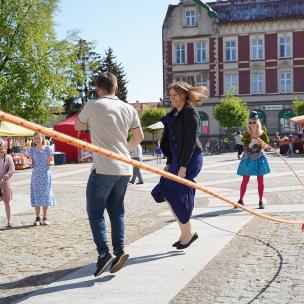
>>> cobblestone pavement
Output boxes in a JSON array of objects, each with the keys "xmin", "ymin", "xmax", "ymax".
[
  {"xmin": 170, "ymin": 212, "xmax": 304, "ymax": 304},
  {"xmin": 1, "ymin": 153, "xmax": 304, "ymax": 304}
]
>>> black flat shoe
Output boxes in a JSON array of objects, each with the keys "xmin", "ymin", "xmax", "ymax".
[
  {"xmin": 176, "ymin": 233, "xmax": 198, "ymax": 250},
  {"xmin": 259, "ymin": 201, "xmax": 265, "ymax": 209},
  {"xmin": 234, "ymin": 199, "xmax": 244, "ymax": 209},
  {"xmin": 172, "ymin": 240, "xmax": 181, "ymax": 247}
]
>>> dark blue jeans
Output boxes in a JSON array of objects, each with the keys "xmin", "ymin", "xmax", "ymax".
[{"xmin": 86, "ymin": 170, "xmax": 130, "ymax": 256}]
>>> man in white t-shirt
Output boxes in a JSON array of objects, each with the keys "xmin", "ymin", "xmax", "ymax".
[
  {"xmin": 75, "ymin": 72, "xmax": 144, "ymax": 277},
  {"xmin": 234, "ymin": 131, "xmax": 244, "ymax": 159}
]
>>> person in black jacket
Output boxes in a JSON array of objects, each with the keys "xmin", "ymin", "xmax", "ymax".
[{"xmin": 151, "ymin": 81, "xmax": 208, "ymax": 250}]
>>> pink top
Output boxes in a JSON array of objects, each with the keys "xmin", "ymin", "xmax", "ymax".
[{"xmin": 0, "ymin": 154, "xmax": 15, "ymax": 202}]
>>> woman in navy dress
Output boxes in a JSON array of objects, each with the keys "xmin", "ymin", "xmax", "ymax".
[{"xmin": 152, "ymin": 81, "xmax": 208, "ymax": 250}]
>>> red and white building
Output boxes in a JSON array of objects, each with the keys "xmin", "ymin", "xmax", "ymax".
[{"xmin": 163, "ymin": 0, "xmax": 304, "ymax": 135}]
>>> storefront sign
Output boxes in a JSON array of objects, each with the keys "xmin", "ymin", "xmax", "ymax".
[{"xmin": 261, "ymin": 105, "xmax": 283, "ymax": 111}]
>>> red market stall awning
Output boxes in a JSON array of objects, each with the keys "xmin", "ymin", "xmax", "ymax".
[{"xmin": 53, "ymin": 113, "xmax": 91, "ymax": 163}]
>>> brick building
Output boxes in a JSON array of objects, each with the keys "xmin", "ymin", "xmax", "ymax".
[{"xmin": 162, "ymin": 0, "xmax": 304, "ymax": 136}]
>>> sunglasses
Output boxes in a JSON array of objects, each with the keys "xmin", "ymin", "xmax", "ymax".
[{"xmin": 249, "ymin": 121, "xmax": 257, "ymax": 124}]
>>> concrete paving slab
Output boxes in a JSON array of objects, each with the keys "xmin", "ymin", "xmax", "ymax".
[{"xmin": 15, "ymin": 212, "xmax": 252, "ymax": 304}]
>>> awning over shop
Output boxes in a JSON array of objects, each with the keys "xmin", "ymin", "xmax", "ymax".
[
  {"xmin": 0, "ymin": 121, "xmax": 35, "ymax": 137},
  {"xmin": 145, "ymin": 121, "xmax": 164, "ymax": 131},
  {"xmin": 289, "ymin": 115, "xmax": 304, "ymax": 123}
]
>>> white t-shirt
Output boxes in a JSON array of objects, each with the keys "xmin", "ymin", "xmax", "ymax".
[
  {"xmin": 130, "ymin": 144, "xmax": 143, "ymax": 160},
  {"xmin": 78, "ymin": 95, "xmax": 141, "ymax": 175},
  {"xmin": 234, "ymin": 134, "xmax": 244, "ymax": 146}
]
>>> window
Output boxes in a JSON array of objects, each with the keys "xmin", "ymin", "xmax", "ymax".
[
  {"xmin": 251, "ymin": 38, "xmax": 264, "ymax": 60},
  {"xmin": 196, "ymin": 42, "xmax": 207, "ymax": 63},
  {"xmin": 280, "ymin": 72, "xmax": 291, "ymax": 93},
  {"xmin": 175, "ymin": 76, "xmax": 187, "ymax": 82},
  {"xmin": 251, "ymin": 73, "xmax": 264, "ymax": 94},
  {"xmin": 279, "ymin": 36, "xmax": 291, "ymax": 58},
  {"xmin": 279, "ymin": 110, "xmax": 296, "ymax": 134},
  {"xmin": 225, "ymin": 74, "xmax": 238, "ymax": 92},
  {"xmin": 225, "ymin": 40, "xmax": 236, "ymax": 61},
  {"xmin": 186, "ymin": 10, "xmax": 196, "ymax": 27},
  {"xmin": 195, "ymin": 74, "xmax": 208, "ymax": 87},
  {"xmin": 198, "ymin": 112, "xmax": 209, "ymax": 135},
  {"xmin": 175, "ymin": 43, "xmax": 186, "ymax": 64}
]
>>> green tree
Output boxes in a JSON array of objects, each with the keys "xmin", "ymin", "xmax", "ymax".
[
  {"xmin": 140, "ymin": 107, "xmax": 167, "ymax": 128},
  {"xmin": 63, "ymin": 39, "xmax": 101, "ymax": 116},
  {"xmin": 213, "ymin": 90, "xmax": 248, "ymax": 136},
  {"xmin": 96, "ymin": 48, "xmax": 128, "ymax": 102},
  {"xmin": 140, "ymin": 107, "xmax": 167, "ymax": 154},
  {"xmin": 0, "ymin": 0, "xmax": 76, "ymax": 123},
  {"xmin": 292, "ymin": 98, "xmax": 304, "ymax": 116}
]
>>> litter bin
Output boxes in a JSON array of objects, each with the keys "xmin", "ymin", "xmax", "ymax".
[{"xmin": 53, "ymin": 152, "xmax": 66, "ymax": 165}]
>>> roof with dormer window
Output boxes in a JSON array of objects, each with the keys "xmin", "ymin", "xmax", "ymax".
[{"xmin": 208, "ymin": 0, "xmax": 304, "ymax": 23}]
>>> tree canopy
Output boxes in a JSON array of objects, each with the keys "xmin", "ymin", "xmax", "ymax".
[
  {"xmin": 292, "ymin": 98, "xmax": 304, "ymax": 116},
  {"xmin": 0, "ymin": 0, "xmax": 76, "ymax": 123},
  {"xmin": 63, "ymin": 39, "xmax": 101, "ymax": 116},
  {"xmin": 213, "ymin": 90, "xmax": 248, "ymax": 134},
  {"xmin": 140, "ymin": 107, "xmax": 167, "ymax": 130},
  {"xmin": 95, "ymin": 48, "xmax": 128, "ymax": 102}
]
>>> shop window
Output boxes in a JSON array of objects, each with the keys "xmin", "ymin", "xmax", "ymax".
[{"xmin": 198, "ymin": 112, "xmax": 209, "ymax": 135}]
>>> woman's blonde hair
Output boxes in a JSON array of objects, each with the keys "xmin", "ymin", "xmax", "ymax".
[
  {"xmin": 169, "ymin": 81, "xmax": 208, "ymax": 106},
  {"xmin": 247, "ymin": 119, "xmax": 263, "ymax": 138}
]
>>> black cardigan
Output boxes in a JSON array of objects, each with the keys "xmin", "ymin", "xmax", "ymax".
[{"xmin": 160, "ymin": 105, "xmax": 203, "ymax": 167}]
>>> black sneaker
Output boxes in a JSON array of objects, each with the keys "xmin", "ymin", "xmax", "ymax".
[
  {"xmin": 110, "ymin": 252, "xmax": 129, "ymax": 273},
  {"xmin": 94, "ymin": 252, "xmax": 113, "ymax": 277},
  {"xmin": 259, "ymin": 201, "xmax": 265, "ymax": 209}
]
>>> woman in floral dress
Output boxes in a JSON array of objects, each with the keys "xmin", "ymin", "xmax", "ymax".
[{"xmin": 28, "ymin": 133, "xmax": 55, "ymax": 226}]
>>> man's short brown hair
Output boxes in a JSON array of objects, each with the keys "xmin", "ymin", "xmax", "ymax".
[{"xmin": 95, "ymin": 72, "xmax": 118, "ymax": 92}]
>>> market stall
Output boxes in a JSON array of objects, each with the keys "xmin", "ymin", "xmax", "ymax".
[
  {"xmin": 279, "ymin": 116, "xmax": 304, "ymax": 154},
  {"xmin": 53, "ymin": 113, "xmax": 92, "ymax": 163},
  {"xmin": 0, "ymin": 121, "xmax": 34, "ymax": 169},
  {"xmin": 279, "ymin": 136, "xmax": 304, "ymax": 154},
  {"xmin": 0, "ymin": 121, "xmax": 34, "ymax": 137}
]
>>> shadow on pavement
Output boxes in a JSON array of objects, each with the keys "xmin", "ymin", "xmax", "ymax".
[
  {"xmin": 1, "ymin": 251, "xmax": 185, "ymax": 303},
  {"xmin": 0, "ymin": 224, "xmax": 35, "ymax": 231},
  {"xmin": 127, "ymin": 250, "xmax": 185, "ymax": 267},
  {"xmin": 2, "ymin": 275, "xmax": 115, "ymax": 304},
  {"xmin": 193, "ymin": 208, "xmax": 242, "ymax": 219}
]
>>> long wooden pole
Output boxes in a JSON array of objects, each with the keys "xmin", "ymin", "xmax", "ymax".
[{"xmin": 0, "ymin": 111, "xmax": 303, "ymax": 230}]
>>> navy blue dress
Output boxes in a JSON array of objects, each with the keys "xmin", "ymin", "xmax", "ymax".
[{"xmin": 151, "ymin": 114, "xmax": 203, "ymax": 224}]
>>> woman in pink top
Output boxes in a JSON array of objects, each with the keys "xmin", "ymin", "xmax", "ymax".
[{"xmin": 0, "ymin": 139, "xmax": 15, "ymax": 228}]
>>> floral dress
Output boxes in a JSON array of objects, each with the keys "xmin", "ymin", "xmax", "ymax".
[{"xmin": 28, "ymin": 146, "xmax": 55, "ymax": 207}]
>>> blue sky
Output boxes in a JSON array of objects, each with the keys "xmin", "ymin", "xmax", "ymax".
[{"xmin": 54, "ymin": 0, "xmax": 179, "ymax": 103}]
